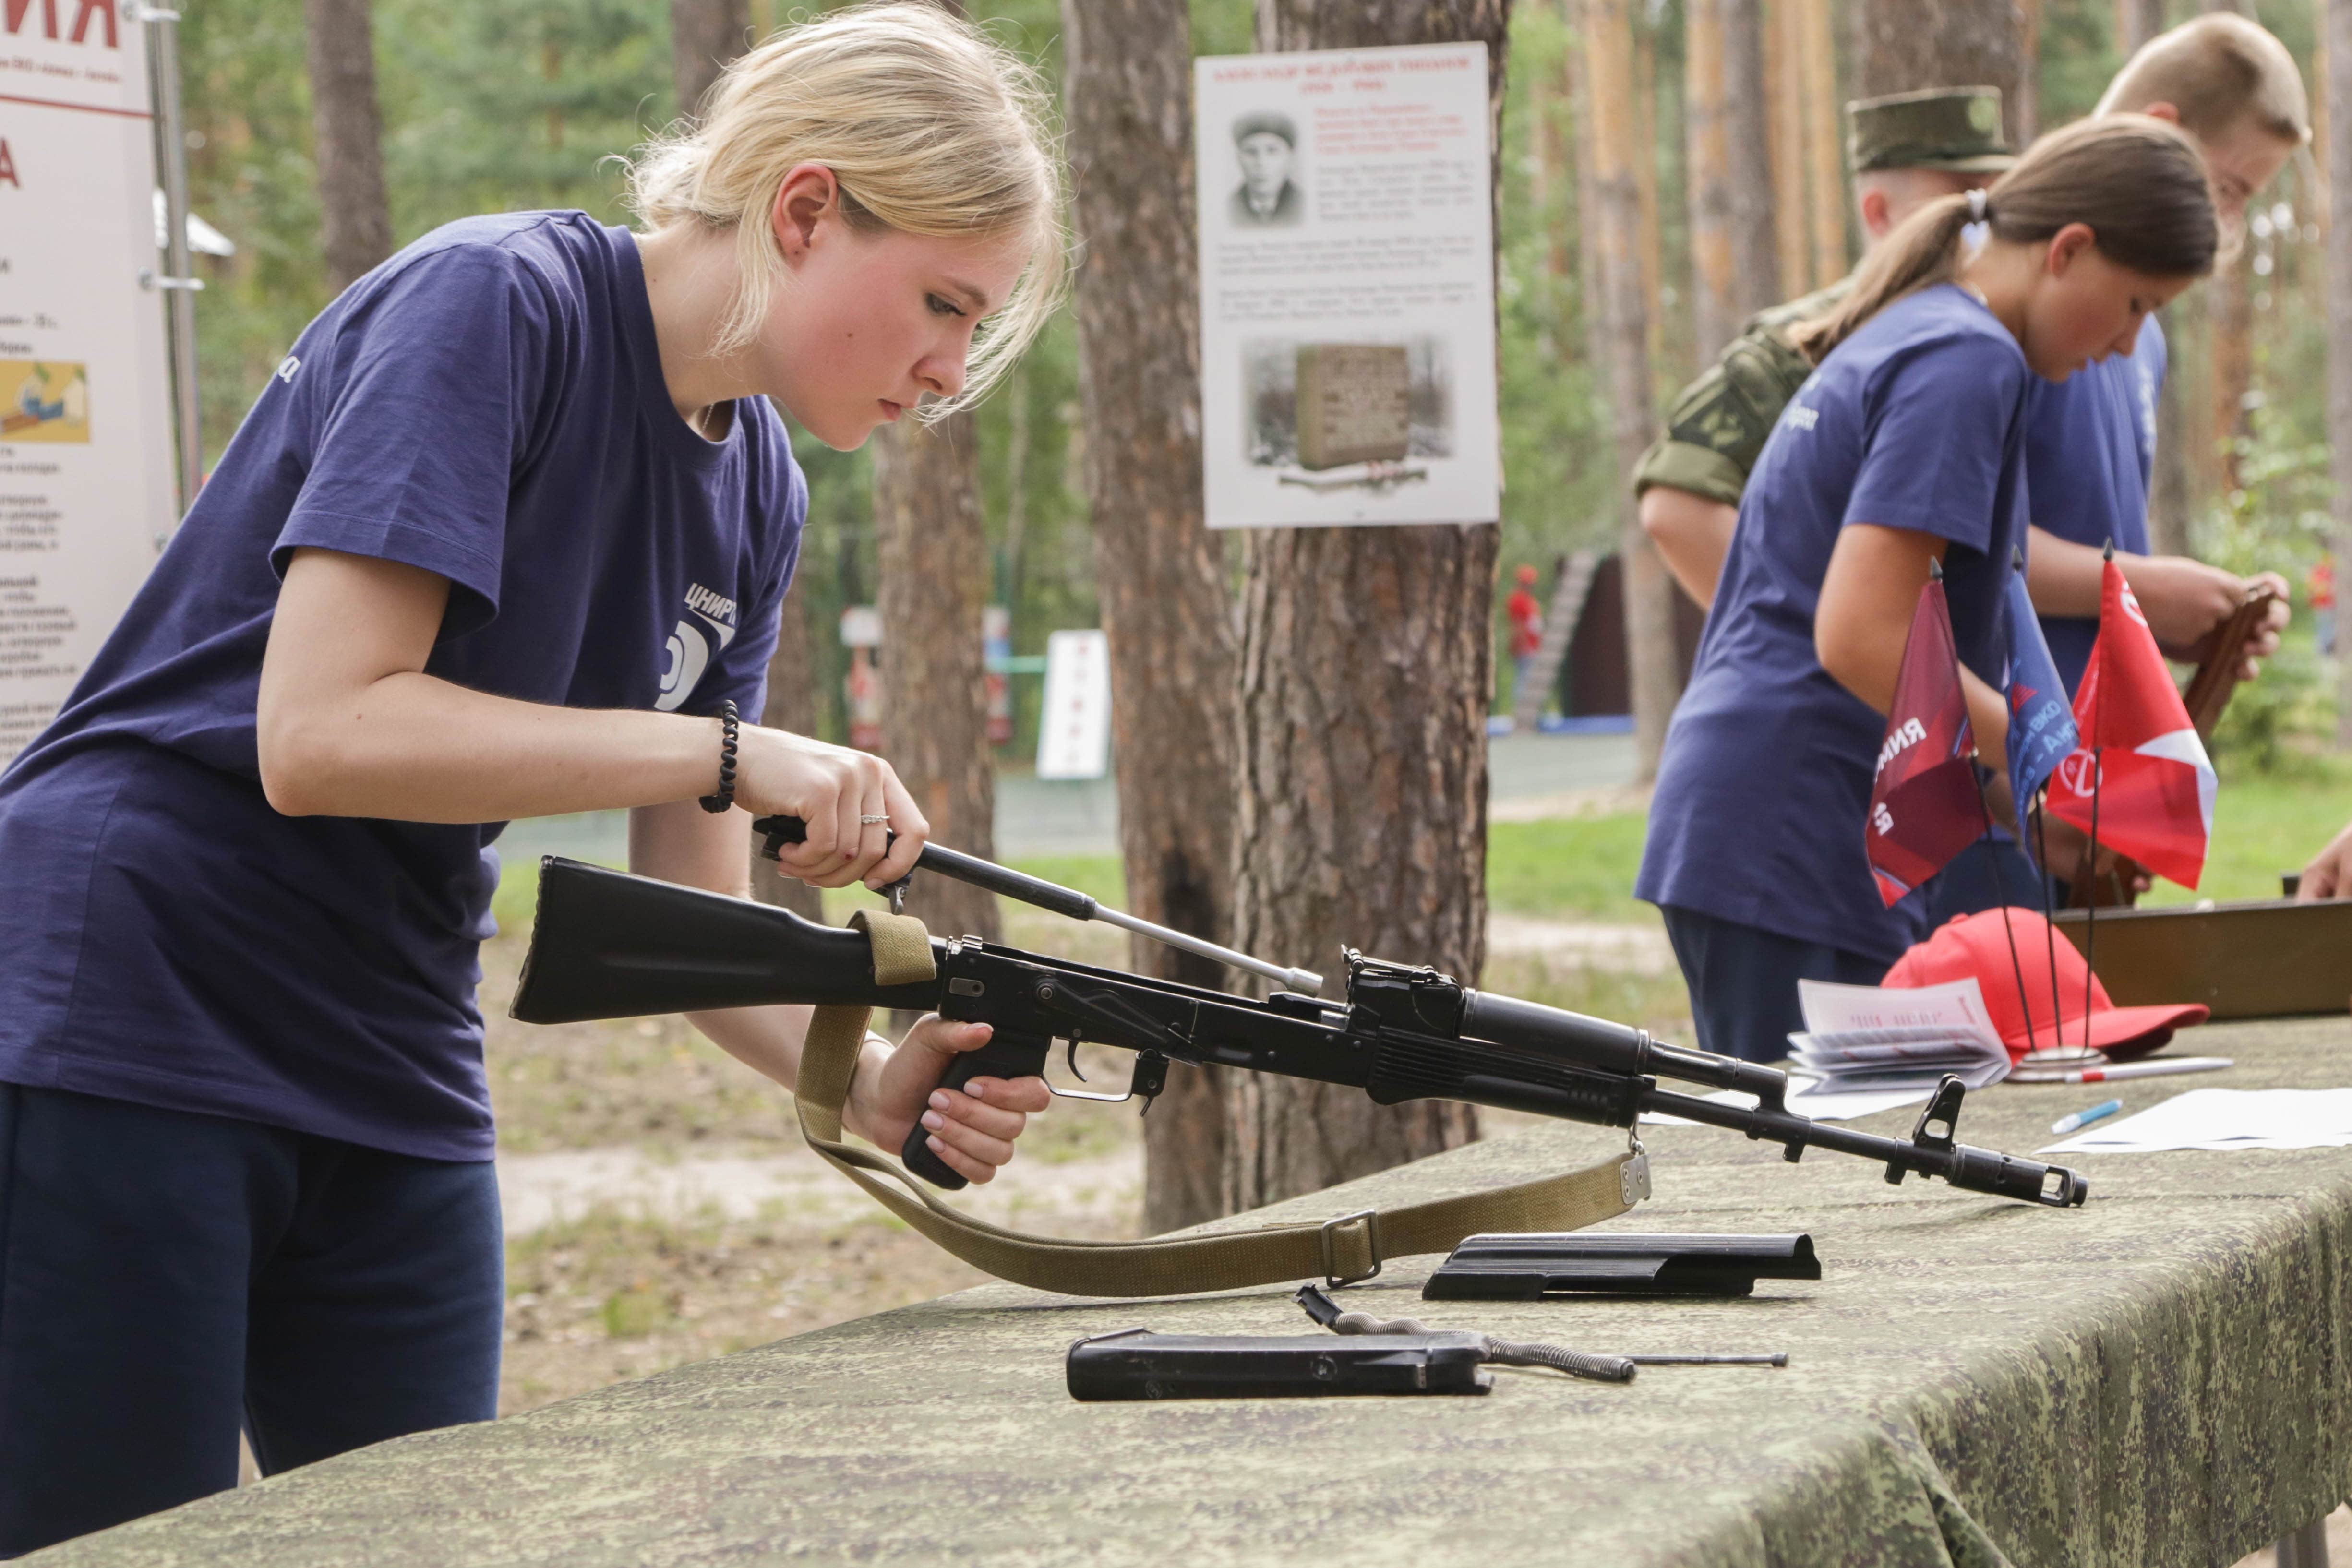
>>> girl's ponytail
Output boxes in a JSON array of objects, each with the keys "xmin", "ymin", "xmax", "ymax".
[
  {"xmin": 1790, "ymin": 113, "xmax": 2218, "ymax": 365},
  {"xmin": 1789, "ymin": 194, "xmax": 1979, "ymax": 363}
]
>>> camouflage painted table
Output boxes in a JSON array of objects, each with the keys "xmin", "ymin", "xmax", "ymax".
[{"xmin": 36, "ymin": 1016, "xmax": 2352, "ymax": 1568}]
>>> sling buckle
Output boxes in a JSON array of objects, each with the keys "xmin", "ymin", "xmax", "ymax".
[{"xmin": 1318, "ymin": 1208, "xmax": 1382, "ymax": 1287}]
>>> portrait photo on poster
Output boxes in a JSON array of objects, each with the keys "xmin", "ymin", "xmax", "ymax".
[
  {"xmin": 1194, "ymin": 42, "xmax": 1501, "ymax": 530},
  {"xmin": 1228, "ymin": 110, "xmax": 1304, "ymax": 228}
]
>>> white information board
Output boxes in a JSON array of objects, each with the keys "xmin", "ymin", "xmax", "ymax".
[
  {"xmin": 1194, "ymin": 42, "xmax": 1501, "ymax": 530},
  {"xmin": 1035, "ymin": 629, "xmax": 1111, "ymax": 781},
  {"xmin": 0, "ymin": 6, "xmax": 177, "ymax": 761}
]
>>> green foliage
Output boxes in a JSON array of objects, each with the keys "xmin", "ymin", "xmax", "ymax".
[{"xmin": 2194, "ymin": 398, "xmax": 2341, "ymax": 773}]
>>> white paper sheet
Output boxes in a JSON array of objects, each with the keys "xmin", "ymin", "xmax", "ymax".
[{"xmin": 2038, "ymin": 1088, "xmax": 2352, "ymax": 1154}]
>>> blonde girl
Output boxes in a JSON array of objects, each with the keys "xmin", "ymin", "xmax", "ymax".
[{"xmin": 0, "ymin": 5, "xmax": 1058, "ymax": 1551}]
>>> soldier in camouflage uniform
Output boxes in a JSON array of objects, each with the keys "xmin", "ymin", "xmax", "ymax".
[{"xmin": 1634, "ymin": 88, "xmax": 2015, "ymax": 609}]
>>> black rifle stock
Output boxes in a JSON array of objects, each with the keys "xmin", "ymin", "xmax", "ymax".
[{"xmin": 512, "ymin": 857, "xmax": 2089, "ymax": 1207}]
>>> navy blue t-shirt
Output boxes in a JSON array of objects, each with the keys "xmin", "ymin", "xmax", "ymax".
[
  {"xmin": 1637, "ymin": 285, "xmax": 2032, "ymax": 967},
  {"xmin": 2027, "ymin": 315, "xmax": 2164, "ymax": 690},
  {"xmin": 0, "ymin": 212, "xmax": 803, "ymax": 1161}
]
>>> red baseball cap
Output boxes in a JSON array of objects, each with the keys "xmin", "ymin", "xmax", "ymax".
[{"xmin": 1881, "ymin": 907, "xmax": 2209, "ymax": 1063}]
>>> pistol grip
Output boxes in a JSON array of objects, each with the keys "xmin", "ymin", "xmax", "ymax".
[{"xmin": 899, "ymin": 1033, "xmax": 1052, "ymax": 1190}]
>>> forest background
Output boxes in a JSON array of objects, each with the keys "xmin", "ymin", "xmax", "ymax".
[{"xmin": 173, "ymin": 0, "xmax": 2343, "ymax": 765}]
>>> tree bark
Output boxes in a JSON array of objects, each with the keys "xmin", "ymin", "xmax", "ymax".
[
  {"xmin": 671, "ymin": 0, "xmax": 752, "ymax": 119},
  {"xmin": 873, "ymin": 412, "xmax": 1002, "ymax": 944},
  {"xmin": 2208, "ymin": 251, "xmax": 2253, "ymax": 495},
  {"xmin": 1632, "ymin": 17, "xmax": 1674, "ymax": 388},
  {"xmin": 1798, "ymin": 0, "xmax": 1845, "ymax": 288},
  {"xmin": 1685, "ymin": 0, "xmax": 1740, "ymax": 362},
  {"xmin": 2329, "ymin": 0, "xmax": 2352, "ymax": 744},
  {"xmin": 1852, "ymin": 0, "xmax": 2027, "ymax": 151},
  {"xmin": 303, "ymin": 0, "xmax": 392, "ymax": 294},
  {"xmin": 2148, "ymin": 315, "xmax": 2195, "ymax": 557},
  {"xmin": 1764, "ymin": 0, "xmax": 1812, "ymax": 299},
  {"xmin": 2114, "ymin": 0, "xmax": 2167, "ymax": 54},
  {"xmin": 1221, "ymin": 0, "xmax": 1503, "ymax": 1213},
  {"xmin": 2015, "ymin": 0, "xmax": 2040, "ymax": 142},
  {"xmin": 749, "ymin": 574, "xmax": 825, "ymax": 921},
  {"xmin": 1062, "ymin": 0, "xmax": 1240, "ymax": 1235},
  {"xmin": 1720, "ymin": 0, "xmax": 1780, "ymax": 319},
  {"xmin": 1585, "ymin": 0, "xmax": 1680, "ymax": 783}
]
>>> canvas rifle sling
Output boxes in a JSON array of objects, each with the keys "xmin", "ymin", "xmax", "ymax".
[{"xmin": 791, "ymin": 909, "xmax": 1648, "ymax": 1298}]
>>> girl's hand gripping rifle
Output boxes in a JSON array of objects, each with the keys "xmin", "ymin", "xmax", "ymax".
[{"xmin": 510, "ymin": 833, "xmax": 2088, "ymax": 1209}]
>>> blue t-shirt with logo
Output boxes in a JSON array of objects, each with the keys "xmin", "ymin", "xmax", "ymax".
[
  {"xmin": 2028, "ymin": 314, "xmax": 2164, "ymax": 690},
  {"xmin": 1637, "ymin": 285, "xmax": 2031, "ymax": 967},
  {"xmin": 0, "ymin": 212, "xmax": 803, "ymax": 1161}
]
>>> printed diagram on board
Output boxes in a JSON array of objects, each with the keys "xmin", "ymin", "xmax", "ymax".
[{"xmin": 0, "ymin": 362, "xmax": 90, "ymax": 443}]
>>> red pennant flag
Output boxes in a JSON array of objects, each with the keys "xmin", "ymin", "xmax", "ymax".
[
  {"xmin": 2045, "ymin": 560, "xmax": 2214, "ymax": 888},
  {"xmin": 1867, "ymin": 576, "xmax": 1984, "ymax": 906}
]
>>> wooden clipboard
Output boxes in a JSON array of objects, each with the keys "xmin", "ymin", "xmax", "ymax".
[
  {"xmin": 2181, "ymin": 584, "xmax": 2280, "ymax": 741},
  {"xmin": 2051, "ymin": 898, "xmax": 2352, "ymax": 1020}
]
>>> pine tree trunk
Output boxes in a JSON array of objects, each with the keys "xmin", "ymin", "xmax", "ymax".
[
  {"xmin": 2208, "ymin": 251, "xmax": 2253, "ymax": 495},
  {"xmin": 1764, "ymin": 0, "xmax": 1811, "ymax": 299},
  {"xmin": 1720, "ymin": 0, "xmax": 1780, "ymax": 319},
  {"xmin": 2329, "ymin": 0, "xmax": 2352, "ymax": 744},
  {"xmin": 1585, "ymin": 0, "xmax": 1680, "ymax": 783},
  {"xmin": 749, "ymin": 575, "xmax": 825, "ymax": 921},
  {"xmin": 2015, "ymin": 0, "xmax": 2040, "ymax": 141},
  {"xmin": 873, "ymin": 412, "xmax": 1001, "ymax": 944},
  {"xmin": 2148, "ymin": 320, "xmax": 2195, "ymax": 557},
  {"xmin": 1798, "ymin": 0, "xmax": 1845, "ymax": 288},
  {"xmin": 1220, "ymin": 0, "xmax": 1505, "ymax": 1213},
  {"xmin": 1062, "ymin": 0, "xmax": 1240, "ymax": 1234},
  {"xmin": 1632, "ymin": 18, "xmax": 1674, "ymax": 389},
  {"xmin": 1685, "ymin": 0, "xmax": 1740, "ymax": 362},
  {"xmin": 2115, "ymin": 0, "xmax": 2167, "ymax": 53},
  {"xmin": 303, "ymin": 0, "xmax": 392, "ymax": 294},
  {"xmin": 671, "ymin": 0, "xmax": 751, "ymax": 118},
  {"xmin": 1851, "ymin": 0, "xmax": 2026, "ymax": 150}
]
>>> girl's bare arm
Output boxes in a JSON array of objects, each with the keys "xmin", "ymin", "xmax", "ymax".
[{"xmin": 256, "ymin": 547, "xmax": 923, "ymax": 888}]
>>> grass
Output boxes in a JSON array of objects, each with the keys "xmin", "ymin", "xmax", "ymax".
[{"xmin": 1486, "ymin": 816, "xmax": 1653, "ymax": 923}]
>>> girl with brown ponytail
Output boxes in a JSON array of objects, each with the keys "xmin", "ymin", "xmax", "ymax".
[{"xmin": 1635, "ymin": 113, "xmax": 2218, "ymax": 1065}]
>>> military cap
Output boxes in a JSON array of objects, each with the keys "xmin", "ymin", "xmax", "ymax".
[
  {"xmin": 1232, "ymin": 111, "xmax": 1297, "ymax": 147},
  {"xmin": 1847, "ymin": 86, "xmax": 2016, "ymax": 174}
]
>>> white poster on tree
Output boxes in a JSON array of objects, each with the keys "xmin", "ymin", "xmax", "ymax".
[
  {"xmin": 0, "ymin": 3, "xmax": 177, "ymax": 761},
  {"xmin": 1193, "ymin": 41, "xmax": 1501, "ymax": 530}
]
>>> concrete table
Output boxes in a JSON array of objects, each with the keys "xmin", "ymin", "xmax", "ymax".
[{"xmin": 36, "ymin": 1016, "xmax": 2352, "ymax": 1568}]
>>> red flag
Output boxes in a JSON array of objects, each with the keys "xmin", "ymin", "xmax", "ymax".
[
  {"xmin": 1866, "ymin": 576, "xmax": 1983, "ymax": 906},
  {"xmin": 2045, "ymin": 560, "xmax": 2214, "ymax": 888}
]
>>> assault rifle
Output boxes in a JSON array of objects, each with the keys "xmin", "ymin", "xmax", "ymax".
[{"xmin": 510, "ymin": 821, "xmax": 2088, "ymax": 1210}]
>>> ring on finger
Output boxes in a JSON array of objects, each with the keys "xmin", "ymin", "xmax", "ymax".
[{"xmin": 861, "ymin": 814, "xmax": 890, "ymax": 825}]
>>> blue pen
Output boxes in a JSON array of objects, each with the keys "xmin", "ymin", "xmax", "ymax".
[{"xmin": 2051, "ymin": 1098, "xmax": 2124, "ymax": 1136}]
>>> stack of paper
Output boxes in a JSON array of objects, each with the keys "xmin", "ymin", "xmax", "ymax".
[
  {"xmin": 1786, "ymin": 978, "xmax": 2011, "ymax": 1095},
  {"xmin": 2040, "ymin": 1089, "xmax": 2352, "ymax": 1154}
]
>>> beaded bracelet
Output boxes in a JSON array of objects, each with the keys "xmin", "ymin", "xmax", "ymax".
[{"xmin": 698, "ymin": 700, "xmax": 739, "ymax": 814}]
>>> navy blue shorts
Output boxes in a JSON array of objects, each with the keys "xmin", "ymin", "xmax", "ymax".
[
  {"xmin": 0, "ymin": 1084, "xmax": 503, "ymax": 1556},
  {"xmin": 1659, "ymin": 905, "xmax": 1889, "ymax": 1064}
]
